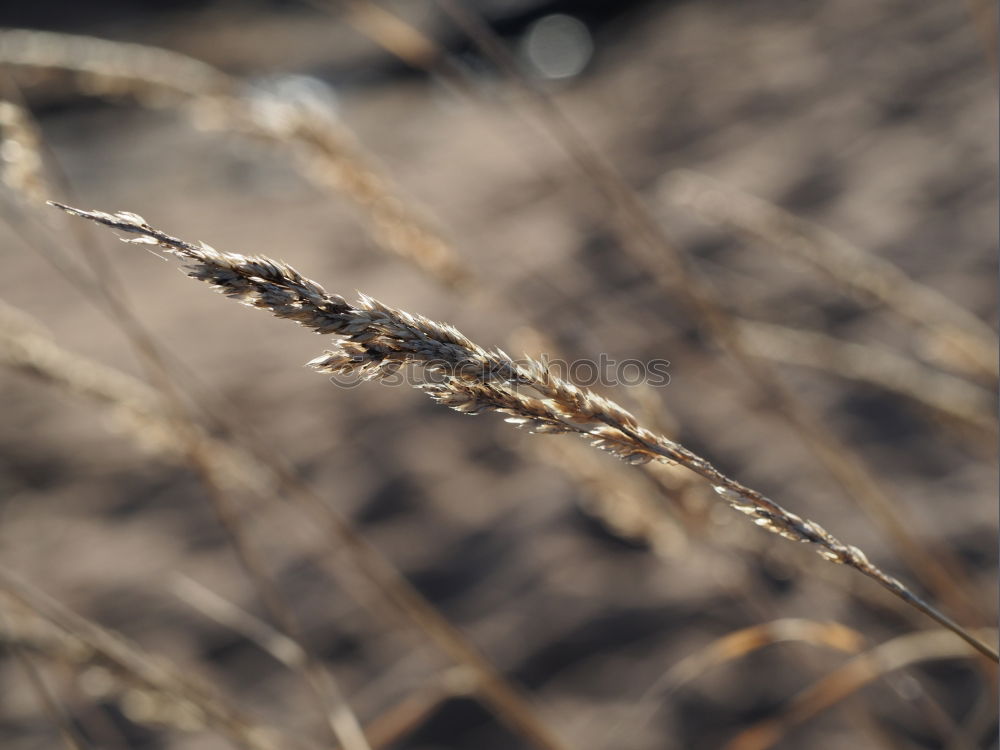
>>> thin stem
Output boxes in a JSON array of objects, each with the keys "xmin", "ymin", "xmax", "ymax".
[
  {"xmin": 52, "ymin": 202, "xmax": 999, "ymax": 664},
  {"xmin": 431, "ymin": 0, "xmax": 988, "ymax": 634}
]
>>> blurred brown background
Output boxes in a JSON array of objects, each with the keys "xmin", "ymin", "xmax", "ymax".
[{"xmin": 0, "ymin": 1, "xmax": 997, "ymax": 749}]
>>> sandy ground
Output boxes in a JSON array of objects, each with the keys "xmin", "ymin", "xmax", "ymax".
[{"xmin": 0, "ymin": 1, "xmax": 997, "ymax": 749}]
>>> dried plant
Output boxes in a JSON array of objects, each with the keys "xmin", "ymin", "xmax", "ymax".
[
  {"xmin": 0, "ymin": 98, "xmax": 47, "ymax": 202},
  {"xmin": 168, "ymin": 576, "xmax": 371, "ymax": 750},
  {"xmin": 661, "ymin": 169, "xmax": 999, "ymax": 380},
  {"xmin": 0, "ymin": 28, "xmax": 470, "ymax": 288},
  {"xmin": 541, "ymin": 438, "xmax": 691, "ymax": 557},
  {"xmin": 1, "ymin": 612, "xmax": 90, "ymax": 750},
  {"xmin": 0, "ymin": 307, "xmax": 382, "ymax": 746},
  {"xmin": 359, "ymin": 669, "xmax": 477, "ymax": 750},
  {"xmin": 336, "ymin": 4, "xmax": 985, "ymax": 632},
  {"xmin": 736, "ymin": 319, "xmax": 997, "ymax": 439},
  {"xmin": 0, "ymin": 29, "xmax": 229, "ymax": 103},
  {"xmin": 0, "ymin": 280, "xmax": 369, "ymax": 748},
  {"xmin": 52, "ymin": 202, "xmax": 999, "ymax": 663},
  {"xmin": 598, "ymin": 618, "xmax": 866, "ymax": 743},
  {"xmin": 0, "ymin": 27, "xmax": 719, "ymax": 595},
  {"xmin": 725, "ymin": 627, "xmax": 999, "ymax": 750},
  {"xmin": 0, "ymin": 299, "xmax": 569, "ymax": 750},
  {"xmin": 505, "ymin": 326, "xmax": 703, "ymax": 552},
  {"xmin": 0, "ymin": 299, "xmax": 274, "ymax": 491},
  {"xmin": 0, "ymin": 570, "xmax": 302, "ymax": 750},
  {"xmin": 0, "ymin": 309, "xmax": 371, "ymax": 750},
  {"xmin": 0, "ymin": 20, "xmax": 995, "ymax": 744},
  {"xmin": 192, "ymin": 93, "xmax": 470, "ymax": 288}
]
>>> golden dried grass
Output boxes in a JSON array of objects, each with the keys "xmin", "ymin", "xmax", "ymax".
[
  {"xmin": 54, "ymin": 201, "xmax": 998, "ymax": 663},
  {"xmin": 0, "ymin": 11, "xmax": 994, "ymax": 749}
]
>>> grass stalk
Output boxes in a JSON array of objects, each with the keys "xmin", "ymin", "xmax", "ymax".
[
  {"xmin": 0, "ymin": 568, "xmax": 306, "ymax": 750},
  {"xmin": 724, "ymin": 627, "xmax": 999, "ymax": 750},
  {"xmin": 662, "ymin": 169, "xmax": 998, "ymax": 380},
  {"xmin": 53, "ymin": 202, "xmax": 999, "ymax": 664},
  {"xmin": 0, "ymin": 28, "xmax": 470, "ymax": 288},
  {"xmin": 736, "ymin": 318, "xmax": 997, "ymax": 440},
  {"xmin": 366, "ymin": 2, "xmax": 988, "ymax": 628}
]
